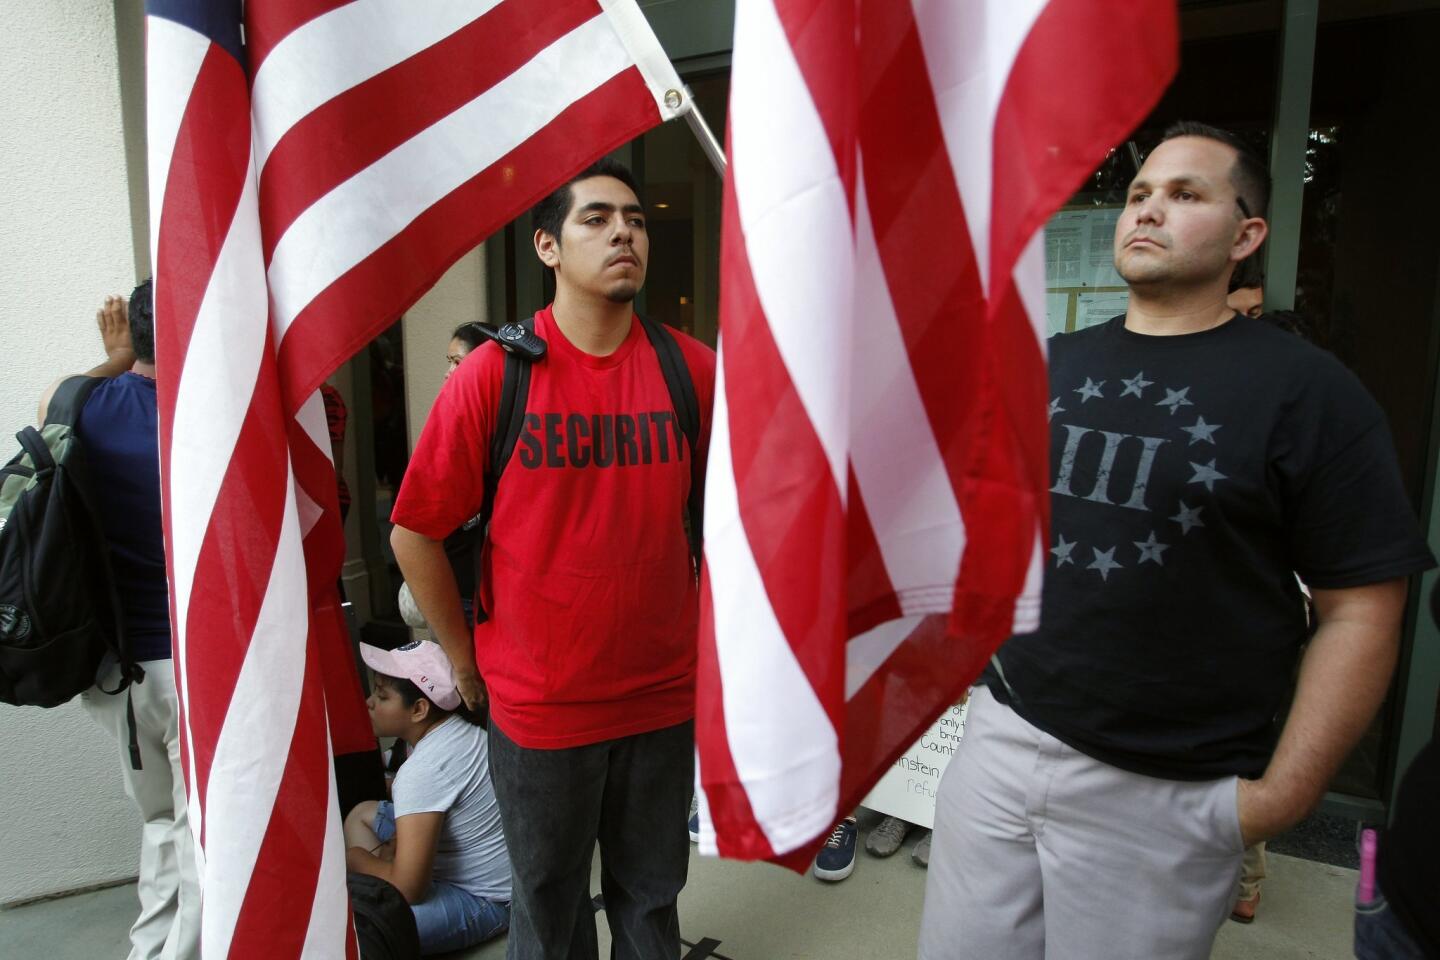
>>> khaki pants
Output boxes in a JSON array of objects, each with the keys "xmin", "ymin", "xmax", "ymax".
[
  {"xmin": 81, "ymin": 660, "xmax": 200, "ymax": 960},
  {"xmin": 919, "ymin": 686, "xmax": 1244, "ymax": 960}
]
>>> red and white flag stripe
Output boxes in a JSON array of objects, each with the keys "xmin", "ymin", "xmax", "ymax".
[
  {"xmin": 146, "ymin": 0, "xmax": 688, "ymax": 953},
  {"xmin": 252, "ymin": 0, "xmax": 688, "ymax": 407},
  {"xmin": 696, "ymin": 0, "xmax": 1177, "ymax": 863}
]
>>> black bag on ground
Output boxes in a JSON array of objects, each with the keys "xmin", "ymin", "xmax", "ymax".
[
  {"xmin": 0, "ymin": 376, "xmax": 142, "ymax": 713},
  {"xmin": 348, "ymin": 872, "xmax": 420, "ymax": 960}
]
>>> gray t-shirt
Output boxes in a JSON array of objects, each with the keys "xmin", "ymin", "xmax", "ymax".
[{"xmin": 393, "ymin": 716, "xmax": 511, "ymax": 901}]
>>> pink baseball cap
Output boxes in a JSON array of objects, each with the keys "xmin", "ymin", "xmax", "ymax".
[{"xmin": 359, "ymin": 640, "xmax": 461, "ymax": 711}]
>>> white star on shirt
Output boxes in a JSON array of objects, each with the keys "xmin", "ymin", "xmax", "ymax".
[
  {"xmin": 1180, "ymin": 416, "xmax": 1222, "ymax": 445},
  {"xmin": 1087, "ymin": 546, "xmax": 1123, "ymax": 581},
  {"xmin": 1074, "ymin": 378, "xmax": 1106, "ymax": 403},
  {"xmin": 1120, "ymin": 371, "xmax": 1154, "ymax": 398},
  {"xmin": 1134, "ymin": 531, "xmax": 1170, "ymax": 565},
  {"xmin": 1171, "ymin": 501, "xmax": 1206, "ymax": 534},
  {"xmin": 1048, "ymin": 397, "xmax": 1066, "ymax": 421},
  {"xmin": 1051, "ymin": 534, "xmax": 1078, "ymax": 566},
  {"xmin": 1188, "ymin": 459, "xmax": 1228, "ymax": 491},
  {"xmin": 1156, "ymin": 387, "xmax": 1194, "ymax": 415}
]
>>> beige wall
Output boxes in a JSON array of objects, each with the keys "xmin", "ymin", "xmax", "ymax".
[
  {"xmin": 404, "ymin": 250, "xmax": 488, "ymax": 450},
  {"xmin": 0, "ymin": 0, "xmax": 147, "ymax": 904}
]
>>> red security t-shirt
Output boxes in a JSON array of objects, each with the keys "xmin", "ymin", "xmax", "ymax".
[{"xmin": 392, "ymin": 306, "xmax": 715, "ymax": 748}]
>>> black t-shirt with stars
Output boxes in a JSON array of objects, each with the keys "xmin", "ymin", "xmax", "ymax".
[{"xmin": 986, "ymin": 314, "xmax": 1434, "ymax": 781}]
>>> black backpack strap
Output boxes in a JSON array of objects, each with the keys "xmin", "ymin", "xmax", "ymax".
[
  {"xmin": 15, "ymin": 427, "xmax": 56, "ymax": 476},
  {"xmin": 638, "ymin": 315, "xmax": 704, "ymax": 575},
  {"xmin": 89, "ymin": 502, "xmax": 147, "ymax": 770},
  {"xmin": 488, "ymin": 318, "xmax": 537, "ymax": 483},
  {"xmin": 44, "ymin": 375, "xmax": 106, "ymax": 427},
  {"xmin": 49, "ymin": 374, "xmax": 146, "ymax": 768},
  {"xmin": 473, "ymin": 318, "xmax": 538, "ymax": 624}
]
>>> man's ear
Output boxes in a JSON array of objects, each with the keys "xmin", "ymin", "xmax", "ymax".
[
  {"xmin": 534, "ymin": 228, "xmax": 560, "ymax": 268},
  {"xmin": 1233, "ymin": 217, "xmax": 1268, "ymax": 263},
  {"xmin": 410, "ymin": 697, "xmax": 431, "ymax": 725}
]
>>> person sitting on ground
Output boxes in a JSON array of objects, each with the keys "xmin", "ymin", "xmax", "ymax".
[{"xmin": 345, "ymin": 640, "xmax": 512, "ymax": 956}]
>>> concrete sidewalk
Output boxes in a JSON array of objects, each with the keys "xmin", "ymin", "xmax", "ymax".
[{"xmin": 2, "ymin": 840, "xmax": 1358, "ymax": 959}]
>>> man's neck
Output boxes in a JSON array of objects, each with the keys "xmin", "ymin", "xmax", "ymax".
[
  {"xmin": 1124, "ymin": 286, "xmax": 1237, "ymax": 337},
  {"xmin": 131, "ymin": 360, "xmax": 157, "ymax": 379},
  {"xmin": 551, "ymin": 288, "xmax": 634, "ymax": 356}
]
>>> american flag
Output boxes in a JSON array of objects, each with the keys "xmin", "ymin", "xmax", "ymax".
[
  {"xmin": 145, "ymin": 0, "xmax": 688, "ymax": 953},
  {"xmin": 694, "ymin": 0, "xmax": 1178, "ymax": 864}
]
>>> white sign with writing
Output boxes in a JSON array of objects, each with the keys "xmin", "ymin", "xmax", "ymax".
[{"xmin": 862, "ymin": 693, "xmax": 970, "ymax": 829}]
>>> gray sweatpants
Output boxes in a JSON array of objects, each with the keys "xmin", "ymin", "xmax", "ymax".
[{"xmin": 918, "ymin": 685, "xmax": 1244, "ymax": 960}]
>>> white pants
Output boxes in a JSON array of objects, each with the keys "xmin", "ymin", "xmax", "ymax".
[
  {"xmin": 81, "ymin": 660, "xmax": 200, "ymax": 960},
  {"xmin": 918, "ymin": 686, "xmax": 1244, "ymax": 960}
]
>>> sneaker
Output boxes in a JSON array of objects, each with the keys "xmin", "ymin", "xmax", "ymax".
[
  {"xmin": 865, "ymin": 815, "xmax": 914, "ymax": 858},
  {"xmin": 1230, "ymin": 891, "xmax": 1259, "ymax": 923},
  {"xmin": 688, "ymin": 795, "xmax": 700, "ymax": 843},
  {"xmin": 813, "ymin": 817, "xmax": 859, "ymax": 882},
  {"xmin": 912, "ymin": 830, "xmax": 932, "ymax": 867}
]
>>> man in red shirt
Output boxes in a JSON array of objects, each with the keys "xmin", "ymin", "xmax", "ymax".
[{"xmin": 390, "ymin": 158, "xmax": 714, "ymax": 960}]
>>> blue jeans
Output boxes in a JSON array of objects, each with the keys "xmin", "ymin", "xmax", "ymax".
[
  {"xmin": 374, "ymin": 801, "xmax": 510, "ymax": 955},
  {"xmin": 1355, "ymin": 879, "xmax": 1428, "ymax": 960}
]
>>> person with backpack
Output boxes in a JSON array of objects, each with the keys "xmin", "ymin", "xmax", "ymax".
[
  {"xmin": 345, "ymin": 640, "xmax": 512, "ymax": 955},
  {"xmin": 389, "ymin": 158, "xmax": 715, "ymax": 960},
  {"xmin": 41, "ymin": 280, "xmax": 201, "ymax": 960}
]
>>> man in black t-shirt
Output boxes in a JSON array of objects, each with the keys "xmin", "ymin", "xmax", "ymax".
[{"xmin": 918, "ymin": 123, "xmax": 1434, "ymax": 960}]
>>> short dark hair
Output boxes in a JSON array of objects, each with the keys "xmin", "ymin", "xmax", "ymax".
[
  {"xmin": 450, "ymin": 322, "xmax": 487, "ymax": 353},
  {"xmin": 1160, "ymin": 121, "xmax": 1270, "ymax": 218},
  {"xmin": 372, "ymin": 670, "xmax": 484, "ymax": 727},
  {"xmin": 1228, "ymin": 255, "xmax": 1265, "ymax": 293},
  {"xmin": 129, "ymin": 277, "xmax": 155, "ymax": 364},
  {"xmin": 530, "ymin": 157, "xmax": 643, "ymax": 246}
]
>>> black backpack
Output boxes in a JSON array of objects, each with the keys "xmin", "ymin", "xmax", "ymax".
[
  {"xmin": 347, "ymin": 872, "xmax": 420, "ymax": 960},
  {"xmin": 472, "ymin": 314, "xmax": 702, "ymax": 622},
  {"xmin": 0, "ymin": 376, "xmax": 145, "ymax": 765}
]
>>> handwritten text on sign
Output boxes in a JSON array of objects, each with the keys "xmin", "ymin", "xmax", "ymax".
[{"xmin": 862, "ymin": 692, "xmax": 970, "ymax": 829}]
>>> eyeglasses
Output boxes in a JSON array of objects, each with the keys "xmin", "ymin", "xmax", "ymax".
[{"xmin": 1236, "ymin": 196, "xmax": 1253, "ymax": 219}]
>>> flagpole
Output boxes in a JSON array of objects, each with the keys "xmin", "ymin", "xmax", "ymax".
[{"xmin": 670, "ymin": 86, "xmax": 727, "ymax": 177}]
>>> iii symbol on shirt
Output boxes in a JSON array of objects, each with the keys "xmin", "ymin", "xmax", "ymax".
[{"xmin": 1047, "ymin": 371, "xmax": 1227, "ymax": 583}]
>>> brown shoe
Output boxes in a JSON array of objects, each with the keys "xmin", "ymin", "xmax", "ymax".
[{"xmin": 1230, "ymin": 892, "xmax": 1259, "ymax": 924}]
